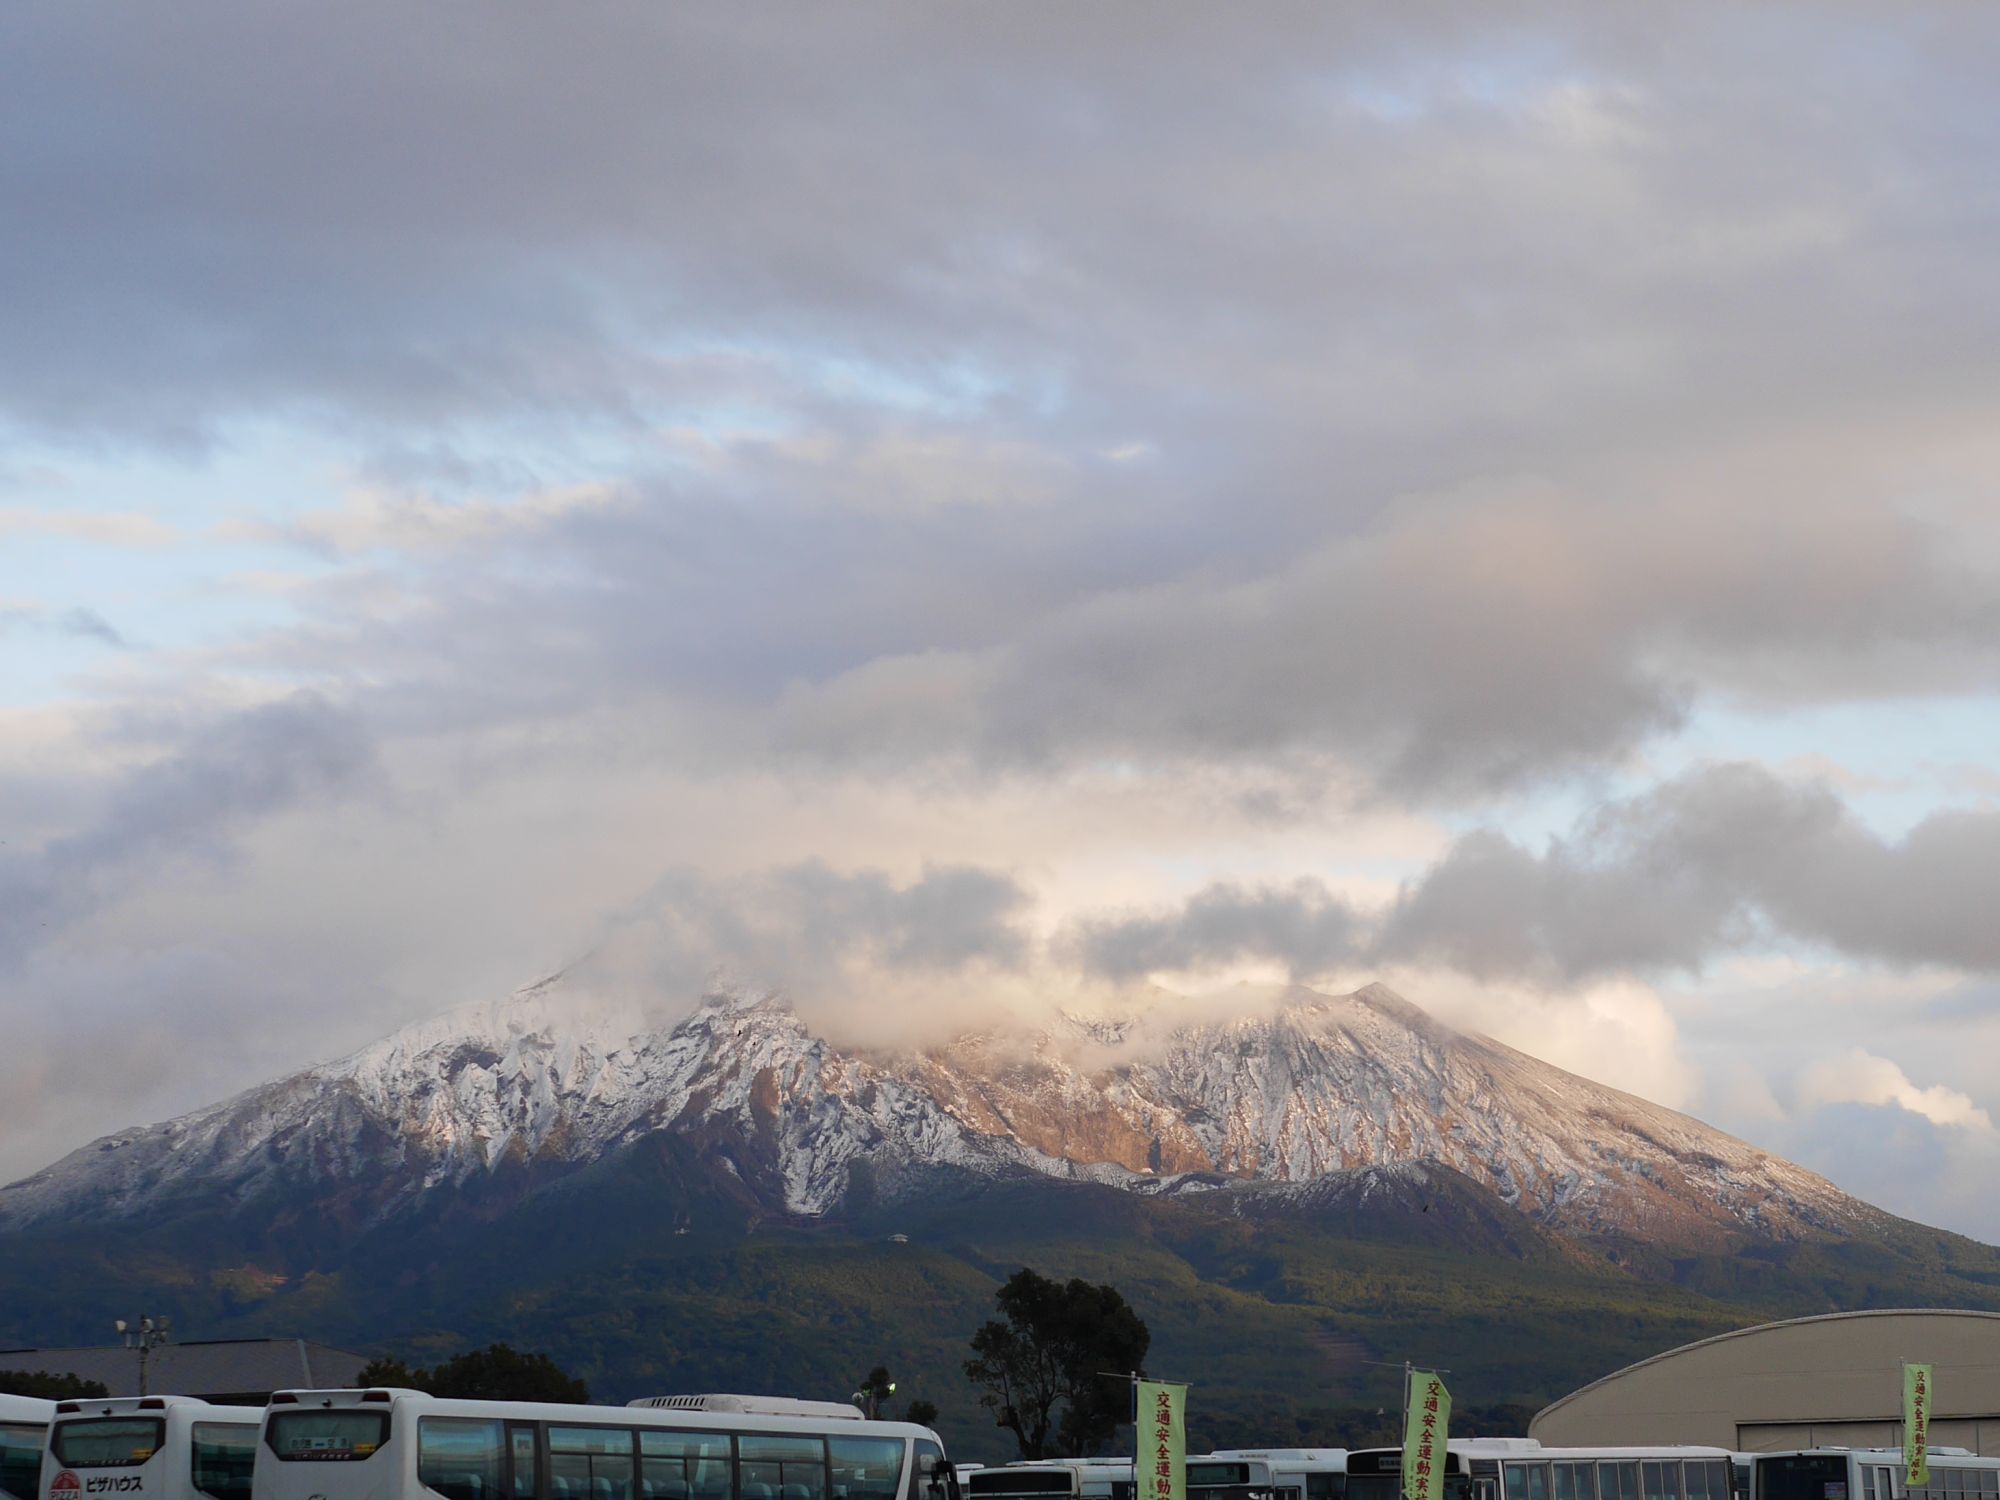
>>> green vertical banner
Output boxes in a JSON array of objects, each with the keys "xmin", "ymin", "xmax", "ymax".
[
  {"xmin": 1905, "ymin": 1363, "xmax": 1933, "ymax": 1486},
  {"xmin": 1402, "ymin": 1371, "xmax": 1452, "ymax": 1500},
  {"xmin": 1138, "ymin": 1380, "xmax": 1187, "ymax": 1500}
]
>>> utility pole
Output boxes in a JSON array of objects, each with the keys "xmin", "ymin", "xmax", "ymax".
[{"xmin": 115, "ymin": 1316, "xmax": 171, "ymax": 1396}]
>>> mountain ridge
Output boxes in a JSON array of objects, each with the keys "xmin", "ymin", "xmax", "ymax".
[{"xmin": 0, "ymin": 978, "xmax": 1872, "ymax": 1257}]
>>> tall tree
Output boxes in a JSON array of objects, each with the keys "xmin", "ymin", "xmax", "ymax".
[{"xmin": 963, "ymin": 1268, "xmax": 1150, "ymax": 1459}]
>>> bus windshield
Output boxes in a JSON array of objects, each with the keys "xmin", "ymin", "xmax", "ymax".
[
  {"xmin": 53, "ymin": 1420, "xmax": 165, "ymax": 1469},
  {"xmin": 1348, "ymin": 1477, "xmax": 1468, "ymax": 1500},
  {"xmin": 971, "ymin": 1477, "xmax": 1076, "ymax": 1498},
  {"xmin": 1, "ymin": 1425, "xmax": 43, "ymax": 1500},
  {"xmin": 1756, "ymin": 1457, "xmax": 1847, "ymax": 1500},
  {"xmin": 265, "ymin": 1411, "xmax": 390, "ymax": 1463}
]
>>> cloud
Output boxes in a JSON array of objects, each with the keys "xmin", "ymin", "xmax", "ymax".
[
  {"xmin": 0, "ymin": 509, "xmax": 176, "ymax": 548},
  {"xmin": 0, "ymin": 604, "xmax": 129, "ymax": 647},
  {"xmin": 1380, "ymin": 763, "xmax": 2000, "ymax": 980},
  {"xmin": 1055, "ymin": 764, "xmax": 2000, "ymax": 988},
  {"xmin": 1798, "ymin": 1049, "xmax": 1995, "ymax": 1133},
  {"xmin": 567, "ymin": 862, "xmax": 1040, "ymax": 1047},
  {"xmin": 0, "ymin": 693, "xmax": 378, "ymax": 958},
  {"xmin": 1062, "ymin": 878, "xmax": 1363, "ymax": 983},
  {"xmin": 1753, "ymin": 1091, "xmax": 2000, "ymax": 1242}
]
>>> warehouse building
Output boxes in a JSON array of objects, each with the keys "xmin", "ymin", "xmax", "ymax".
[
  {"xmin": 0, "ymin": 1337, "xmax": 368, "ymax": 1403},
  {"xmin": 1532, "ymin": 1309, "xmax": 2000, "ymax": 1454}
]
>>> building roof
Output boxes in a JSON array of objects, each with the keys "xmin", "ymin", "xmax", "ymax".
[
  {"xmin": 0, "ymin": 1338, "xmax": 370, "ymax": 1400},
  {"xmin": 1532, "ymin": 1308, "xmax": 2000, "ymax": 1429}
]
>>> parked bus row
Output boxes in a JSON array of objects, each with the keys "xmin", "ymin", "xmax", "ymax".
[
  {"xmin": 961, "ymin": 1440, "xmax": 2000, "ymax": 1500},
  {"xmin": 5, "ymin": 1388, "xmax": 2000, "ymax": 1500}
]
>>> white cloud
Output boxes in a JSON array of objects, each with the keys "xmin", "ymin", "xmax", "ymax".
[
  {"xmin": 0, "ymin": 507, "xmax": 176, "ymax": 548},
  {"xmin": 1798, "ymin": 1049, "xmax": 1996, "ymax": 1133}
]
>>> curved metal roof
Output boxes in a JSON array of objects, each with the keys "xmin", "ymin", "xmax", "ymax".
[{"xmin": 1532, "ymin": 1308, "xmax": 2000, "ymax": 1429}]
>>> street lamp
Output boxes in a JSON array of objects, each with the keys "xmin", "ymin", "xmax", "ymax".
[
  {"xmin": 116, "ymin": 1316, "xmax": 171, "ymax": 1396},
  {"xmin": 850, "ymin": 1376, "xmax": 896, "ymax": 1420}
]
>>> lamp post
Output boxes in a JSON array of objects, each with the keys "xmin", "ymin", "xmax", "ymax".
[
  {"xmin": 850, "ymin": 1372, "xmax": 896, "ymax": 1420},
  {"xmin": 115, "ymin": 1316, "xmax": 171, "ymax": 1396}
]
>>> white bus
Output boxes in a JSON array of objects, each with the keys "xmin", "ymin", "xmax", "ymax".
[
  {"xmin": 1195, "ymin": 1450, "xmax": 1348, "ymax": 1500},
  {"xmin": 0, "ymin": 1396, "xmax": 54, "ymax": 1500},
  {"xmin": 252, "ymin": 1390, "xmax": 956, "ymax": 1500},
  {"xmin": 963, "ymin": 1460, "xmax": 1133, "ymax": 1500},
  {"xmin": 1752, "ymin": 1450, "xmax": 2000, "ymax": 1500},
  {"xmin": 1465, "ymin": 1445, "xmax": 1739, "ymax": 1500},
  {"xmin": 41, "ymin": 1396, "xmax": 262, "ymax": 1500}
]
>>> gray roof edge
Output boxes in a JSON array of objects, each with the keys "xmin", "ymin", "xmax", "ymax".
[
  {"xmin": 1531, "ymin": 1309, "xmax": 2000, "ymax": 1429},
  {"xmin": 297, "ymin": 1339, "xmax": 312, "ymax": 1387}
]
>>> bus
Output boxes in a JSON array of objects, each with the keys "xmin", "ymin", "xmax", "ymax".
[
  {"xmin": 252, "ymin": 1390, "xmax": 957, "ymax": 1500},
  {"xmin": 0, "ymin": 1396, "xmax": 54, "ymax": 1500},
  {"xmin": 1460, "ymin": 1446, "xmax": 1739, "ymax": 1500},
  {"xmin": 1343, "ymin": 1444, "xmax": 1472, "ymax": 1500},
  {"xmin": 964, "ymin": 1460, "xmax": 1133, "ymax": 1500},
  {"xmin": 41, "ymin": 1396, "xmax": 261, "ymax": 1500},
  {"xmin": 1191, "ymin": 1451, "xmax": 1347, "ymax": 1500},
  {"xmin": 1753, "ymin": 1450, "xmax": 2000, "ymax": 1500}
]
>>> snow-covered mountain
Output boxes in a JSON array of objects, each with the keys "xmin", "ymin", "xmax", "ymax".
[{"xmin": 0, "ymin": 979, "xmax": 1864, "ymax": 1252}]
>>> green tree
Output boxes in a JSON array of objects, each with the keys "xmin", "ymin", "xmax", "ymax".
[
  {"xmin": 0, "ymin": 1370, "xmax": 110, "ymax": 1399},
  {"xmin": 354, "ymin": 1356, "xmax": 424, "ymax": 1390},
  {"xmin": 356, "ymin": 1345, "xmax": 588, "ymax": 1402},
  {"xmin": 963, "ymin": 1268, "xmax": 1149, "ymax": 1460},
  {"xmin": 904, "ymin": 1399, "xmax": 940, "ymax": 1428}
]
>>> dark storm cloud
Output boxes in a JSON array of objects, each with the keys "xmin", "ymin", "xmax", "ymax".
[{"xmin": 1062, "ymin": 765, "xmax": 2000, "ymax": 984}]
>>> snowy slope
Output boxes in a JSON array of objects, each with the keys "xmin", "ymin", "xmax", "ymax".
[{"xmin": 0, "ymin": 979, "xmax": 1864, "ymax": 1250}]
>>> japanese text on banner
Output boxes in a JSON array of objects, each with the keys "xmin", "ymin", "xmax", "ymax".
[
  {"xmin": 1905, "ymin": 1363, "xmax": 1932, "ymax": 1486},
  {"xmin": 1136, "ymin": 1380, "xmax": 1186, "ymax": 1500},
  {"xmin": 1401, "ymin": 1372, "xmax": 1452, "ymax": 1500}
]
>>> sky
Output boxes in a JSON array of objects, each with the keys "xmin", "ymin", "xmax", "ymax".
[{"xmin": 5, "ymin": 4, "xmax": 2000, "ymax": 1237}]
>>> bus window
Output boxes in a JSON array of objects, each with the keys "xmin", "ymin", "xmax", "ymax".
[
  {"xmin": 1599, "ymin": 1466, "xmax": 1638, "ymax": 1500},
  {"xmin": 0, "ymin": 1424, "xmax": 42, "ymax": 1500},
  {"xmin": 512, "ymin": 1426, "xmax": 540, "ymax": 1500},
  {"xmin": 53, "ymin": 1419, "xmax": 165, "ymax": 1468},
  {"xmin": 1757, "ymin": 1456, "xmax": 1847, "ymax": 1500},
  {"xmin": 1306, "ymin": 1477, "xmax": 1341, "ymax": 1500},
  {"xmin": 641, "ymin": 1431, "xmax": 731, "ymax": 1500},
  {"xmin": 192, "ymin": 1423, "xmax": 258, "ymax": 1500},
  {"xmin": 549, "ymin": 1428, "xmax": 637, "ymax": 1500},
  {"xmin": 266, "ymin": 1410, "xmax": 390, "ymax": 1462},
  {"xmin": 419, "ymin": 1418, "xmax": 507, "ymax": 1500},
  {"xmin": 829, "ymin": 1438, "xmax": 904, "ymax": 1500},
  {"xmin": 1642, "ymin": 1464, "xmax": 1677, "ymax": 1500},
  {"xmin": 1555, "ymin": 1464, "xmax": 1597, "ymax": 1500},
  {"xmin": 737, "ymin": 1434, "xmax": 827, "ymax": 1500}
]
